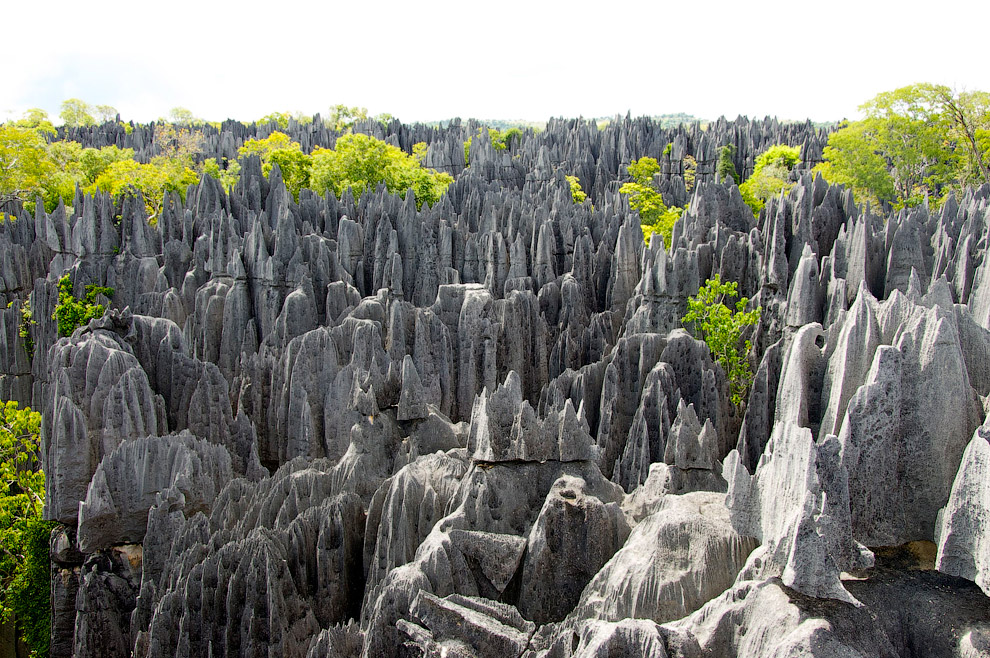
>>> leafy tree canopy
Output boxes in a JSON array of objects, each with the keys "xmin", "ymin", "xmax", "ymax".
[
  {"xmin": 619, "ymin": 156, "xmax": 684, "ymax": 248},
  {"xmin": 311, "ymin": 133, "xmax": 452, "ymax": 209},
  {"xmin": 59, "ymin": 98, "xmax": 97, "ymax": 128},
  {"xmin": 815, "ymin": 83, "xmax": 990, "ymax": 209},
  {"xmin": 739, "ymin": 144, "xmax": 801, "ymax": 215}
]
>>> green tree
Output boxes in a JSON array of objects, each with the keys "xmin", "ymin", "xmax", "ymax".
[
  {"xmin": 310, "ymin": 133, "xmax": 452, "ymax": 209},
  {"xmin": 716, "ymin": 144, "xmax": 739, "ymax": 183},
  {"xmin": 682, "ymin": 275, "xmax": 761, "ymax": 407},
  {"xmin": 258, "ymin": 112, "xmax": 292, "ymax": 130},
  {"xmin": 619, "ymin": 157, "xmax": 683, "ymax": 247},
  {"xmin": 53, "ymin": 274, "xmax": 113, "ymax": 337},
  {"xmin": 0, "ymin": 400, "xmax": 53, "ymax": 657},
  {"xmin": 95, "ymin": 105, "xmax": 119, "ymax": 123},
  {"xmin": 168, "ymin": 107, "xmax": 197, "ymax": 124},
  {"xmin": 202, "ymin": 158, "xmax": 241, "ymax": 192},
  {"xmin": 739, "ymin": 144, "xmax": 801, "ymax": 214},
  {"xmin": 0, "ymin": 124, "xmax": 56, "ymax": 210},
  {"xmin": 814, "ymin": 121, "xmax": 895, "ymax": 207},
  {"xmin": 328, "ymin": 105, "xmax": 368, "ymax": 132},
  {"xmin": 238, "ymin": 132, "xmax": 311, "ymax": 199},
  {"xmin": 813, "ymin": 84, "xmax": 984, "ymax": 209},
  {"xmin": 59, "ymin": 98, "xmax": 96, "ymax": 128}
]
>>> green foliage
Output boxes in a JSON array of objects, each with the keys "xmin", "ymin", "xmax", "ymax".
[
  {"xmin": 311, "ymin": 133, "xmax": 452, "ymax": 209},
  {"xmin": 59, "ymin": 98, "xmax": 96, "ymax": 128},
  {"xmin": 662, "ymin": 142, "xmax": 673, "ymax": 157},
  {"xmin": 269, "ymin": 148, "xmax": 312, "ymax": 201},
  {"xmin": 7, "ymin": 300, "xmax": 34, "ymax": 361},
  {"xmin": 95, "ymin": 105, "xmax": 119, "ymax": 123},
  {"xmin": 0, "ymin": 123, "xmax": 56, "ymax": 210},
  {"xmin": 53, "ymin": 274, "xmax": 113, "ymax": 337},
  {"xmin": 79, "ymin": 144, "xmax": 136, "ymax": 184},
  {"xmin": 412, "ymin": 142, "xmax": 428, "ymax": 164},
  {"xmin": 238, "ymin": 132, "xmax": 311, "ymax": 200},
  {"xmin": 814, "ymin": 84, "xmax": 990, "ymax": 209},
  {"xmin": 620, "ymin": 157, "xmax": 683, "ymax": 247},
  {"xmin": 0, "ymin": 400, "xmax": 53, "ymax": 657},
  {"xmin": 328, "ymin": 105, "xmax": 368, "ymax": 132},
  {"xmin": 565, "ymin": 175, "xmax": 587, "ymax": 204},
  {"xmin": 239, "ymin": 131, "xmax": 295, "ymax": 163},
  {"xmin": 258, "ymin": 112, "xmax": 292, "ymax": 130},
  {"xmin": 739, "ymin": 143, "xmax": 801, "ymax": 214},
  {"xmin": 168, "ymin": 107, "xmax": 197, "ymax": 124},
  {"xmin": 716, "ymin": 144, "xmax": 739, "ymax": 183},
  {"xmin": 202, "ymin": 158, "xmax": 241, "ymax": 191},
  {"xmin": 682, "ymin": 275, "xmax": 761, "ymax": 407}
]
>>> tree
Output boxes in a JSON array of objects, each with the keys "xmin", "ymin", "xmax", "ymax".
[
  {"xmin": 619, "ymin": 156, "xmax": 683, "ymax": 248},
  {"xmin": 328, "ymin": 105, "xmax": 368, "ymax": 132},
  {"xmin": 168, "ymin": 107, "xmax": 197, "ymax": 124},
  {"xmin": 310, "ymin": 133, "xmax": 452, "ymax": 209},
  {"xmin": 739, "ymin": 144, "xmax": 801, "ymax": 214},
  {"xmin": 813, "ymin": 84, "xmax": 990, "ymax": 208},
  {"xmin": 716, "ymin": 144, "xmax": 739, "ymax": 183},
  {"xmin": 683, "ymin": 275, "xmax": 761, "ymax": 407},
  {"xmin": 95, "ymin": 105, "xmax": 119, "ymax": 123},
  {"xmin": 59, "ymin": 98, "xmax": 96, "ymax": 128},
  {"xmin": 814, "ymin": 122, "xmax": 895, "ymax": 207},
  {"xmin": 238, "ymin": 132, "xmax": 311, "ymax": 199},
  {"xmin": 0, "ymin": 124, "xmax": 56, "ymax": 210},
  {"xmin": 0, "ymin": 399, "xmax": 53, "ymax": 657}
]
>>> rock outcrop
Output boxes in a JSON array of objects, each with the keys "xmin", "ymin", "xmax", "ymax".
[{"xmin": 0, "ymin": 114, "xmax": 985, "ymax": 657}]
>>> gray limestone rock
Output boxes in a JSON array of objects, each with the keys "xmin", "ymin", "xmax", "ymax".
[
  {"xmin": 516, "ymin": 474, "xmax": 630, "ymax": 624},
  {"xmin": 77, "ymin": 432, "xmax": 233, "ymax": 552},
  {"xmin": 936, "ymin": 417, "xmax": 990, "ymax": 596},
  {"xmin": 724, "ymin": 420, "xmax": 873, "ymax": 604},
  {"xmin": 571, "ymin": 491, "xmax": 757, "ymax": 624}
]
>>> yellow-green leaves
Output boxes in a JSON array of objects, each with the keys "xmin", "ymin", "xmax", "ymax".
[
  {"xmin": 620, "ymin": 156, "xmax": 683, "ymax": 248},
  {"xmin": 311, "ymin": 133, "xmax": 452, "ymax": 209},
  {"xmin": 739, "ymin": 144, "xmax": 801, "ymax": 215},
  {"xmin": 0, "ymin": 399, "xmax": 53, "ymax": 656}
]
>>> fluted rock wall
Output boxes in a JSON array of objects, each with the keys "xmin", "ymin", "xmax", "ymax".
[{"xmin": 0, "ymin": 114, "xmax": 988, "ymax": 657}]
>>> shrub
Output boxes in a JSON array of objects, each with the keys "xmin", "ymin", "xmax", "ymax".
[
  {"xmin": 682, "ymin": 275, "xmax": 761, "ymax": 407},
  {"xmin": 53, "ymin": 274, "xmax": 113, "ymax": 337},
  {"xmin": 0, "ymin": 400, "xmax": 53, "ymax": 658}
]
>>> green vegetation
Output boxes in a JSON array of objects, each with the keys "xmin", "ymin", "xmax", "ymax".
[
  {"xmin": 620, "ymin": 157, "xmax": 684, "ymax": 248},
  {"xmin": 815, "ymin": 84, "xmax": 990, "ymax": 209},
  {"xmin": 328, "ymin": 105, "xmax": 368, "ymax": 132},
  {"xmin": 7, "ymin": 300, "xmax": 34, "ymax": 361},
  {"xmin": 238, "ymin": 132, "xmax": 311, "ymax": 200},
  {"xmin": 739, "ymin": 144, "xmax": 801, "ymax": 215},
  {"xmin": 311, "ymin": 133, "xmax": 452, "ymax": 209},
  {"xmin": 53, "ymin": 274, "xmax": 113, "ymax": 337},
  {"xmin": 0, "ymin": 400, "xmax": 53, "ymax": 658},
  {"xmin": 716, "ymin": 144, "xmax": 739, "ymax": 183},
  {"xmin": 464, "ymin": 127, "xmax": 524, "ymax": 165},
  {"xmin": 566, "ymin": 175, "xmax": 587, "ymax": 204},
  {"xmin": 683, "ymin": 275, "xmax": 761, "ymax": 407},
  {"xmin": 59, "ymin": 98, "xmax": 97, "ymax": 128}
]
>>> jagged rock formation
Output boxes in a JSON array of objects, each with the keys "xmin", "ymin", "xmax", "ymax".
[{"xmin": 0, "ymin": 115, "xmax": 988, "ymax": 657}]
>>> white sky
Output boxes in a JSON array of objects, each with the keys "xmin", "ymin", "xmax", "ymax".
[{"xmin": 4, "ymin": 0, "xmax": 989, "ymax": 125}]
